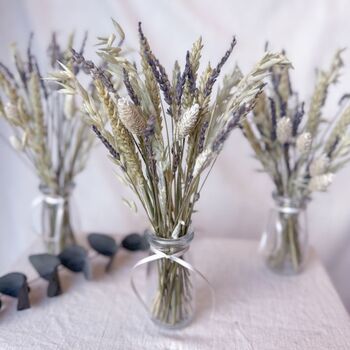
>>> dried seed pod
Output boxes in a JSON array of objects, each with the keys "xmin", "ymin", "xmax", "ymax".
[
  {"xmin": 276, "ymin": 117, "xmax": 292, "ymax": 144},
  {"xmin": 309, "ymin": 155, "xmax": 329, "ymax": 176},
  {"xmin": 296, "ymin": 132, "xmax": 312, "ymax": 154},
  {"xmin": 4, "ymin": 102, "xmax": 18, "ymax": 122},
  {"xmin": 9, "ymin": 135, "xmax": 23, "ymax": 151},
  {"xmin": 117, "ymin": 97, "xmax": 146, "ymax": 136},
  {"xmin": 177, "ymin": 103, "xmax": 200, "ymax": 139},
  {"xmin": 308, "ymin": 173, "xmax": 333, "ymax": 192},
  {"xmin": 9, "ymin": 132, "xmax": 27, "ymax": 151}
]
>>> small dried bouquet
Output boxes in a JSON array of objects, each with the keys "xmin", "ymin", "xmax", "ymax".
[
  {"xmin": 0, "ymin": 34, "xmax": 95, "ymax": 251},
  {"xmin": 241, "ymin": 49, "xmax": 350, "ymax": 273},
  {"xmin": 52, "ymin": 21, "xmax": 289, "ymax": 328}
]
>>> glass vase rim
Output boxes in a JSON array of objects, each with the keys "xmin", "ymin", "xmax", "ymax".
[{"xmin": 145, "ymin": 229, "xmax": 194, "ymax": 248}]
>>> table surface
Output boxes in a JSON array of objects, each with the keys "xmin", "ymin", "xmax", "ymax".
[{"xmin": 0, "ymin": 237, "xmax": 349, "ymax": 350}]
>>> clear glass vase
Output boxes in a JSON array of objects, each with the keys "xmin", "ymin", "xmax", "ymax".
[
  {"xmin": 36, "ymin": 183, "xmax": 77, "ymax": 254},
  {"xmin": 260, "ymin": 193, "xmax": 309, "ymax": 275},
  {"xmin": 145, "ymin": 231, "xmax": 195, "ymax": 329}
]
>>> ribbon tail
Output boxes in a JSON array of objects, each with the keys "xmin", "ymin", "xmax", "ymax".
[
  {"xmin": 130, "ymin": 253, "xmax": 165, "ymax": 313},
  {"xmin": 171, "ymin": 256, "xmax": 216, "ymax": 320}
]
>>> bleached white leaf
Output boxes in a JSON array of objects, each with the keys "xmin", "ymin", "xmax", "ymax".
[
  {"xmin": 115, "ymin": 172, "xmax": 130, "ymax": 186},
  {"xmin": 122, "ymin": 198, "xmax": 138, "ymax": 213},
  {"xmin": 171, "ymin": 221, "xmax": 185, "ymax": 239}
]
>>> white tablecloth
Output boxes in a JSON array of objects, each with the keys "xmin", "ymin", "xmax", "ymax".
[{"xmin": 0, "ymin": 238, "xmax": 349, "ymax": 350}]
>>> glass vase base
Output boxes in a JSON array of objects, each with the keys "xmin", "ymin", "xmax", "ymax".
[
  {"xmin": 150, "ymin": 313, "xmax": 194, "ymax": 330},
  {"xmin": 265, "ymin": 254, "xmax": 307, "ymax": 275},
  {"xmin": 261, "ymin": 193, "xmax": 309, "ymax": 276}
]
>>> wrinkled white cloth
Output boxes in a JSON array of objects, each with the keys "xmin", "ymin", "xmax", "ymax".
[{"xmin": 0, "ymin": 238, "xmax": 349, "ymax": 350}]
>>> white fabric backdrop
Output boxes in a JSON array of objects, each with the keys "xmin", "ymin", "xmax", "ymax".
[{"xmin": 0, "ymin": 0, "xmax": 350, "ymax": 310}]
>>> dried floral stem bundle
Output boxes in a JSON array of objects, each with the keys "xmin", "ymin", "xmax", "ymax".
[
  {"xmin": 0, "ymin": 33, "xmax": 97, "ymax": 250},
  {"xmin": 0, "ymin": 33, "xmax": 95, "ymax": 194},
  {"xmin": 242, "ymin": 49, "xmax": 350, "ymax": 271},
  {"xmin": 52, "ymin": 20, "xmax": 289, "ymax": 326}
]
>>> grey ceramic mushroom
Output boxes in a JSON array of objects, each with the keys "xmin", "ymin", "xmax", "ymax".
[
  {"xmin": 0, "ymin": 272, "xmax": 30, "ymax": 311},
  {"xmin": 121, "ymin": 232, "xmax": 149, "ymax": 252},
  {"xmin": 87, "ymin": 233, "xmax": 118, "ymax": 272},
  {"xmin": 58, "ymin": 245, "xmax": 91, "ymax": 280},
  {"xmin": 29, "ymin": 254, "xmax": 62, "ymax": 297}
]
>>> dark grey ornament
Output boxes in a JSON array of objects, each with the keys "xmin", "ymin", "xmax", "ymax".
[
  {"xmin": 29, "ymin": 254, "xmax": 62, "ymax": 297},
  {"xmin": 0, "ymin": 272, "xmax": 30, "ymax": 311},
  {"xmin": 58, "ymin": 245, "xmax": 91, "ymax": 280},
  {"xmin": 87, "ymin": 233, "xmax": 118, "ymax": 272},
  {"xmin": 121, "ymin": 232, "xmax": 149, "ymax": 251}
]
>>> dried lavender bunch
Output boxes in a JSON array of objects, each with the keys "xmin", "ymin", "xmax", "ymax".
[
  {"xmin": 52, "ymin": 20, "xmax": 289, "ymax": 326},
  {"xmin": 241, "ymin": 49, "xmax": 350, "ymax": 272}
]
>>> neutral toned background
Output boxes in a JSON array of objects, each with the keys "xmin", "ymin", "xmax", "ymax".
[{"xmin": 0, "ymin": 0, "xmax": 349, "ymax": 311}]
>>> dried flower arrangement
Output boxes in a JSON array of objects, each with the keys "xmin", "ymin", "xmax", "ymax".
[
  {"xmin": 241, "ymin": 49, "xmax": 350, "ymax": 273},
  {"xmin": 0, "ymin": 33, "xmax": 96, "ymax": 250},
  {"xmin": 51, "ymin": 20, "xmax": 289, "ymax": 327}
]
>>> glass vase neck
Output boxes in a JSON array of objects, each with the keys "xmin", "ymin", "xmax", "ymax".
[
  {"xmin": 145, "ymin": 230, "xmax": 194, "ymax": 253},
  {"xmin": 39, "ymin": 182, "xmax": 75, "ymax": 198},
  {"xmin": 272, "ymin": 192, "xmax": 307, "ymax": 211}
]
